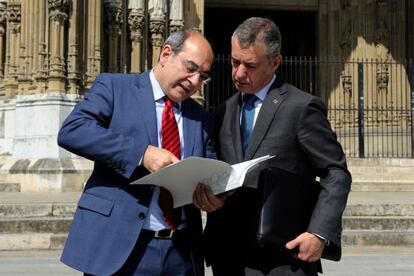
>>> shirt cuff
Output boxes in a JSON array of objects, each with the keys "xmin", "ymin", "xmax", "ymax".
[{"xmin": 313, "ymin": 233, "xmax": 330, "ymax": 246}]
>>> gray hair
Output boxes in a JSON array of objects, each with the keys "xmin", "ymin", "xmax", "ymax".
[
  {"xmin": 163, "ymin": 28, "xmax": 200, "ymax": 54},
  {"xmin": 231, "ymin": 17, "xmax": 282, "ymax": 61}
]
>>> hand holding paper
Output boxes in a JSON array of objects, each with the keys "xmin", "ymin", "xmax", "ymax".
[{"xmin": 131, "ymin": 155, "xmax": 274, "ymax": 207}]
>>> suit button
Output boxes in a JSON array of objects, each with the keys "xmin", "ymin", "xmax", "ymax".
[{"xmin": 138, "ymin": 212, "xmax": 146, "ymax": 220}]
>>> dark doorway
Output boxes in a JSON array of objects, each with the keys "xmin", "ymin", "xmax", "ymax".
[{"xmin": 204, "ymin": 7, "xmax": 317, "ymax": 57}]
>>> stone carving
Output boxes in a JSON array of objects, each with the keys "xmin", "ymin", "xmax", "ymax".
[
  {"xmin": 376, "ymin": 63, "xmax": 389, "ymax": 91},
  {"xmin": 169, "ymin": 0, "xmax": 184, "ymax": 34},
  {"xmin": 0, "ymin": 1, "xmax": 6, "ymax": 32},
  {"xmin": 48, "ymin": 0, "xmax": 69, "ymax": 10},
  {"xmin": 7, "ymin": 3, "xmax": 21, "ymax": 34},
  {"xmin": 149, "ymin": 0, "xmax": 167, "ymax": 47},
  {"xmin": 128, "ymin": 9, "xmax": 145, "ymax": 42},
  {"xmin": 104, "ymin": 1, "xmax": 123, "ymax": 37},
  {"xmin": 48, "ymin": 0, "xmax": 69, "ymax": 90},
  {"xmin": 341, "ymin": 73, "xmax": 352, "ymax": 96}
]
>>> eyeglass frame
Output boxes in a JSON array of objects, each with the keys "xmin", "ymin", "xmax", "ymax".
[{"xmin": 175, "ymin": 54, "xmax": 212, "ymax": 85}]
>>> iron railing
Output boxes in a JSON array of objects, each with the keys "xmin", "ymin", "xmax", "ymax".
[{"xmin": 204, "ymin": 56, "xmax": 414, "ymax": 158}]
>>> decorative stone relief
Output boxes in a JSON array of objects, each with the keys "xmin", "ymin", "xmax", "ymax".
[
  {"xmin": 341, "ymin": 73, "xmax": 352, "ymax": 96},
  {"xmin": 149, "ymin": 0, "xmax": 167, "ymax": 47},
  {"xmin": 169, "ymin": 0, "xmax": 184, "ymax": 34},
  {"xmin": 7, "ymin": 3, "xmax": 21, "ymax": 34},
  {"xmin": 0, "ymin": 1, "xmax": 6, "ymax": 34},
  {"xmin": 128, "ymin": 8, "xmax": 145, "ymax": 42},
  {"xmin": 104, "ymin": 1, "xmax": 123, "ymax": 38},
  {"xmin": 48, "ymin": 0, "xmax": 69, "ymax": 90},
  {"xmin": 0, "ymin": 1, "xmax": 6, "ymax": 78}
]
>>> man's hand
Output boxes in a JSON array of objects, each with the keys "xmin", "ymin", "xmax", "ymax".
[
  {"xmin": 285, "ymin": 232, "xmax": 325, "ymax": 262},
  {"xmin": 142, "ymin": 145, "xmax": 179, "ymax": 173},
  {"xmin": 193, "ymin": 183, "xmax": 227, "ymax": 212}
]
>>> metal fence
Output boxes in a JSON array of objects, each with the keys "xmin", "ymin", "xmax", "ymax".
[{"xmin": 204, "ymin": 56, "xmax": 414, "ymax": 158}]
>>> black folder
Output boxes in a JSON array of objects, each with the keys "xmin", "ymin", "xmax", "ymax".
[{"xmin": 255, "ymin": 167, "xmax": 340, "ymax": 261}]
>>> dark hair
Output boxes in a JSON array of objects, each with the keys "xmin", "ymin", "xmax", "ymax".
[{"xmin": 232, "ymin": 17, "xmax": 282, "ymax": 61}]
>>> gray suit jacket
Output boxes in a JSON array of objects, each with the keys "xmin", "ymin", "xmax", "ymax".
[{"xmin": 204, "ymin": 78, "xmax": 351, "ymax": 270}]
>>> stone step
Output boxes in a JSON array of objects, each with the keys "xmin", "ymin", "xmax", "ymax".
[
  {"xmin": 342, "ymin": 230, "xmax": 414, "ymax": 246},
  {"xmin": 0, "ymin": 203, "xmax": 76, "ymax": 218},
  {"xmin": 343, "ymin": 216, "xmax": 414, "ymax": 230},
  {"xmin": 350, "ymin": 173, "xmax": 414, "ymax": 182},
  {"xmin": 344, "ymin": 203, "xmax": 414, "ymax": 216},
  {"xmin": 0, "ymin": 233, "xmax": 67, "ymax": 251},
  {"xmin": 351, "ymin": 181, "xmax": 414, "ymax": 192},
  {"xmin": 0, "ymin": 217, "xmax": 72, "ymax": 234},
  {"xmin": 347, "ymin": 158, "xmax": 414, "ymax": 167},
  {"xmin": 0, "ymin": 182, "xmax": 21, "ymax": 192}
]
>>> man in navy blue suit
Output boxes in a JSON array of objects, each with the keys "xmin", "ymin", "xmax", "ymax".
[{"xmin": 58, "ymin": 29, "xmax": 213, "ymax": 275}]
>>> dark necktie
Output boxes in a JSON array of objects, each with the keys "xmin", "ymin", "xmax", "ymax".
[
  {"xmin": 241, "ymin": 94, "xmax": 257, "ymax": 156},
  {"xmin": 158, "ymin": 96, "xmax": 181, "ymax": 231}
]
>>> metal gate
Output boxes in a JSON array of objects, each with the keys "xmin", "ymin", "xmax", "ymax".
[{"xmin": 204, "ymin": 56, "xmax": 414, "ymax": 158}]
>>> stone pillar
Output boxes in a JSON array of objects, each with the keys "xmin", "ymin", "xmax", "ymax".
[
  {"xmin": 0, "ymin": 1, "xmax": 6, "ymax": 83},
  {"xmin": 104, "ymin": 0, "xmax": 123, "ymax": 73},
  {"xmin": 169, "ymin": 0, "xmax": 184, "ymax": 34},
  {"xmin": 48, "ymin": 0, "xmax": 69, "ymax": 93},
  {"xmin": 128, "ymin": 0, "xmax": 145, "ymax": 73},
  {"xmin": 85, "ymin": 0, "xmax": 103, "ymax": 89},
  {"xmin": 149, "ymin": 0, "xmax": 166, "ymax": 66},
  {"xmin": 67, "ymin": 0, "xmax": 81, "ymax": 94},
  {"xmin": 32, "ymin": 0, "xmax": 48, "ymax": 94},
  {"xmin": 184, "ymin": 0, "xmax": 205, "ymax": 104},
  {"xmin": 184, "ymin": 0, "xmax": 204, "ymax": 31},
  {"xmin": 3, "ymin": 2, "xmax": 21, "ymax": 100}
]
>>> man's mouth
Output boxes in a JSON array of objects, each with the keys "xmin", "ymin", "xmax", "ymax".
[
  {"xmin": 179, "ymin": 83, "xmax": 191, "ymax": 93},
  {"xmin": 235, "ymin": 80, "xmax": 248, "ymax": 87}
]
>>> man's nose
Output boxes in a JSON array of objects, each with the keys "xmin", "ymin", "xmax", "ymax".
[
  {"xmin": 188, "ymin": 72, "xmax": 202, "ymax": 84},
  {"xmin": 234, "ymin": 64, "xmax": 247, "ymax": 78}
]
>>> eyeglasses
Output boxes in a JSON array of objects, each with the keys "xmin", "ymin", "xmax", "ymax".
[{"xmin": 176, "ymin": 54, "xmax": 212, "ymax": 84}]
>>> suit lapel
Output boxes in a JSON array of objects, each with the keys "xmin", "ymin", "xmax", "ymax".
[
  {"xmin": 245, "ymin": 80, "xmax": 287, "ymax": 160},
  {"xmin": 181, "ymin": 100, "xmax": 196, "ymax": 158},
  {"xmin": 225, "ymin": 93, "xmax": 244, "ymax": 162},
  {"xmin": 132, "ymin": 72, "xmax": 158, "ymax": 147}
]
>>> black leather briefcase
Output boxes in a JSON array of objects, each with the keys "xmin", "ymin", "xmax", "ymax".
[{"xmin": 255, "ymin": 167, "xmax": 340, "ymax": 261}]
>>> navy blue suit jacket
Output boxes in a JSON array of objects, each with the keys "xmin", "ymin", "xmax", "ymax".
[{"xmin": 58, "ymin": 72, "xmax": 211, "ymax": 275}]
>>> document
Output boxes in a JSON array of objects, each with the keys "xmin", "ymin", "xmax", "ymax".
[{"xmin": 131, "ymin": 155, "xmax": 274, "ymax": 207}]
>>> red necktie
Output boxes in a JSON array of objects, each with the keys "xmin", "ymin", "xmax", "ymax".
[{"xmin": 159, "ymin": 96, "xmax": 181, "ymax": 230}]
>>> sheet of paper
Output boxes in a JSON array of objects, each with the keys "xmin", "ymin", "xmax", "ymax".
[
  {"xmin": 131, "ymin": 155, "xmax": 274, "ymax": 207},
  {"xmin": 131, "ymin": 157, "xmax": 233, "ymax": 207}
]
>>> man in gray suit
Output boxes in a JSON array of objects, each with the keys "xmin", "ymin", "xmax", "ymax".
[{"xmin": 194, "ymin": 17, "xmax": 351, "ymax": 275}]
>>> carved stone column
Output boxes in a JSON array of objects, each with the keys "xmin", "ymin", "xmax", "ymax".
[
  {"xmin": 4, "ymin": 2, "xmax": 21, "ymax": 99},
  {"xmin": 104, "ymin": 0, "xmax": 123, "ymax": 73},
  {"xmin": 128, "ymin": 0, "xmax": 145, "ymax": 73},
  {"xmin": 374, "ymin": 0, "xmax": 390, "ymax": 124},
  {"xmin": 48, "ymin": 0, "xmax": 69, "ymax": 92},
  {"xmin": 0, "ymin": 1, "xmax": 6, "ymax": 81},
  {"xmin": 149, "ymin": 0, "xmax": 166, "ymax": 66},
  {"xmin": 33, "ymin": 0, "xmax": 48, "ymax": 93},
  {"xmin": 85, "ymin": 0, "xmax": 103, "ymax": 89},
  {"xmin": 67, "ymin": 0, "xmax": 80, "ymax": 94},
  {"xmin": 169, "ymin": 0, "xmax": 184, "ymax": 34}
]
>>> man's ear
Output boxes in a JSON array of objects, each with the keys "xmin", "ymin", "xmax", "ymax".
[
  {"xmin": 159, "ymin": 45, "xmax": 173, "ymax": 66},
  {"xmin": 272, "ymin": 55, "xmax": 282, "ymax": 72}
]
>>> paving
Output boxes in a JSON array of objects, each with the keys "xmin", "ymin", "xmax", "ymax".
[{"xmin": 0, "ymin": 246, "xmax": 413, "ymax": 276}]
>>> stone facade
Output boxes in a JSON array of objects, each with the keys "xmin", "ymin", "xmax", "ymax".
[
  {"xmin": 0, "ymin": 0, "xmax": 205, "ymax": 192},
  {"xmin": 0, "ymin": 0, "xmax": 412, "ymax": 192}
]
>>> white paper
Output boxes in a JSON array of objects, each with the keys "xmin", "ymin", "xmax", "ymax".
[{"xmin": 131, "ymin": 155, "xmax": 274, "ymax": 207}]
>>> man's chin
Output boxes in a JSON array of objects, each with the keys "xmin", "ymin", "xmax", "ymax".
[
  {"xmin": 235, "ymin": 84, "xmax": 251, "ymax": 93},
  {"xmin": 170, "ymin": 89, "xmax": 194, "ymax": 102}
]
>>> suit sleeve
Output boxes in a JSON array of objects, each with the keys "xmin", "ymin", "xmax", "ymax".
[
  {"xmin": 57, "ymin": 74, "xmax": 145, "ymax": 179},
  {"xmin": 297, "ymin": 97, "xmax": 352, "ymax": 246}
]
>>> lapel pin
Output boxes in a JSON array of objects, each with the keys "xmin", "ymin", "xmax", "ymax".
[{"xmin": 273, "ymin": 99, "xmax": 279, "ymax": 104}]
